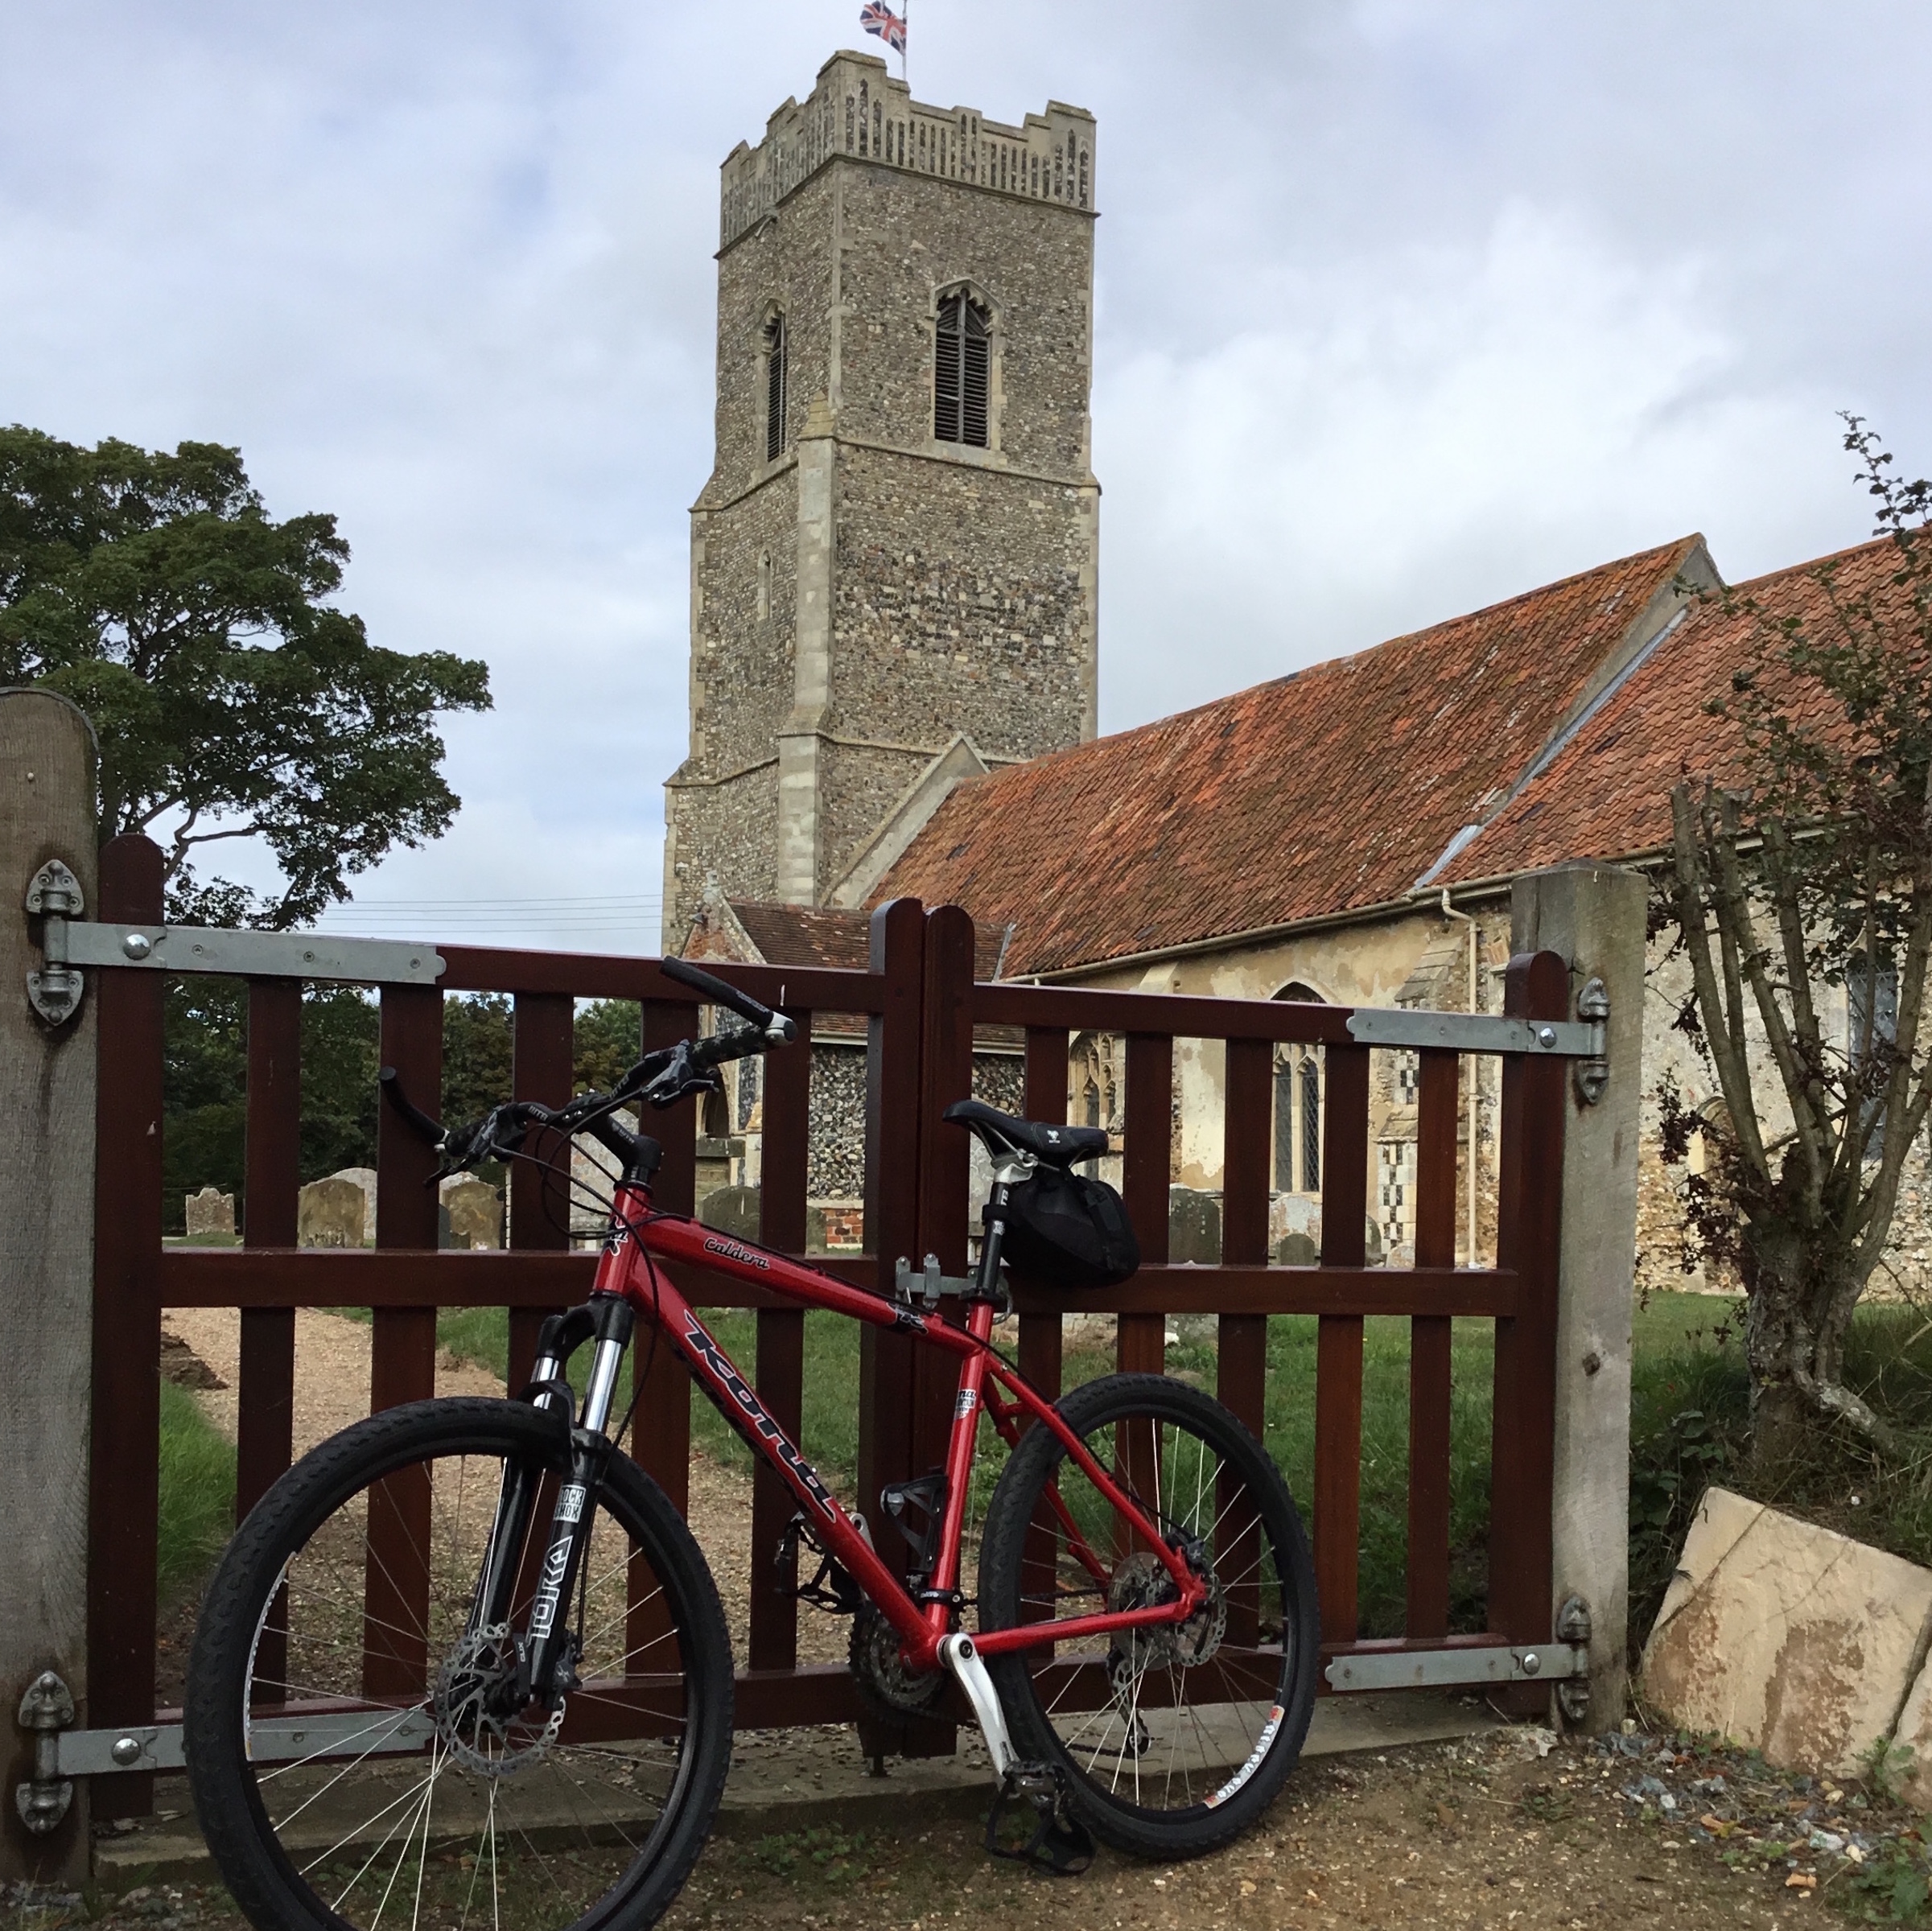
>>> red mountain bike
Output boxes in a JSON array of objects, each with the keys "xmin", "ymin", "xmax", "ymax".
[{"xmin": 185, "ymin": 957, "xmax": 1318, "ymax": 1931}]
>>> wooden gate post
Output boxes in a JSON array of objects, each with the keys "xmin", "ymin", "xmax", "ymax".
[
  {"xmin": 1511, "ymin": 862, "xmax": 1647, "ymax": 1731},
  {"xmin": 0, "ymin": 690, "xmax": 97, "ymax": 1883}
]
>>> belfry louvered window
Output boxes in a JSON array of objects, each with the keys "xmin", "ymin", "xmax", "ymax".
[
  {"xmin": 933, "ymin": 292, "xmax": 990, "ymax": 447},
  {"xmin": 764, "ymin": 313, "xmax": 788, "ymax": 461}
]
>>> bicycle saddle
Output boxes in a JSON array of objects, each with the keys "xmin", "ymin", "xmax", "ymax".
[{"xmin": 941, "ymin": 1099, "xmax": 1110, "ymax": 1167}]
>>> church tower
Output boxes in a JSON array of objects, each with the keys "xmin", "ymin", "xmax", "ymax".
[{"xmin": 662, "ymin": 51, "xmax": 1099, "ymax": 942}]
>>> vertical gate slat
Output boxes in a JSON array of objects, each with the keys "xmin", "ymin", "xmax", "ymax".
[
  {"xmin": 240, "ymin": 979, "xmax": 302, "ymax": 1704},
  {"xmin": 365, "ymin": 984, "xmax": 441, "ymax": 1698},
  {"xmin": 508, "ymin": 991, "xmax": 574, "ymax": 1393},
  {"xmin": 1218, "ymin": 1037, "xmax": 1272, "ymax": 1647},
  {"xmin": 1016, "ymin": 1027, "xmax": 1068, "ymax": 1410},
  {"xmin": 630, "ymin": 998, "xmax": 698, "ymax": 1670},
  {"xmin": 1314, "ymin": 1039, "xmax": 1369, "ymax": 1645},
  {"xmin": 750, "ymin": 1005, "xmax": 811, "ymax": 1673},
  {"xmin": 1406, "ymin": 1048, "xmax": 1459, "ymax": 1641},
  {"xmin": 857, "ymin": 899, "xmax": 927, "ymax": 1759},
  {"xmin": 1118, "ymin": 1033, "xmax": 1172, "ymax": 1377},
  {"xmin": 89, "ymin": 835, "xmax": 166, "ymax": 1819},
  {"xmin": 1489, "ymin": 953, "xmax": 1567, "ymax": 1690},
  {"xmin": 1018, "ymin": 1027, "xmax": 1069, "ymax": 1624}
]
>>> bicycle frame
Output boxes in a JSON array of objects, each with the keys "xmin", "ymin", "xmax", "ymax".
[{"xmin": 581, "ymin": 1180, "xmax": 1206, "ymax": 1677}]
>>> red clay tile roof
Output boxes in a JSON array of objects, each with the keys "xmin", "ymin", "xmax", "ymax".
[
  {"xmin": 876, "ymin": 537, "xmax": 1707, "ymax": 975},
  {"xmin": 726, "ymin": 900, "xmax": 1011, "ymax": 980},
  {"xmin": 1441, "ymin": 535, "xmax": 1905, "ymax": 885}
]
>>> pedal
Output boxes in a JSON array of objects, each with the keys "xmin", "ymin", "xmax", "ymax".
[
  {"xmin": 775, "ymin": 1512, "xmax": 861, "ymax": 1614},
  {"xmin": 984, "ymin": 1760, "xmax": 1094, "ymax": 1877}
]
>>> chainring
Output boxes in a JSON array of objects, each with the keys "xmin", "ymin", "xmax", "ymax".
[
  {"xmin": 433, "ymin": 1624, "xmax": 564, "ymax": 1777},
  {"xmin": 849, "ymin": 1604, "xmax": 946, "ymax": 1721}
]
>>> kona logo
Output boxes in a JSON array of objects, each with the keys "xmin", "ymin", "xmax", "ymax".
[
  {"xmin": 527, "ymin": 1535, "xmax": 572, "ymax": 1635},
  {"xmin": 684, "ymin": 1315, "xmax": 836, "ymax": 1516},
  {"xmin": 702, "ymin": 1234, "xmax": 769, "ymax": 1270}
]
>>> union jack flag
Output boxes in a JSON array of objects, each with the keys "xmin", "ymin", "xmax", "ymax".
[{"xmin": 859, "ymin": 2, "xmax": 906, "ymax": 54}]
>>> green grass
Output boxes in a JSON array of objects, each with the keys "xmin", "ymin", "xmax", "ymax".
[{"xmin": 157, "ymin": 1377, "xmax": 236, "ymax": 1600}]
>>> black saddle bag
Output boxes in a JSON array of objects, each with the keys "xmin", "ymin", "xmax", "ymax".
[{"xmin": 999, "ymin": 1166, "xmax": 1139, "ymax": 1291}]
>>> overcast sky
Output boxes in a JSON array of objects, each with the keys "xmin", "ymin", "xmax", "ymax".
[{"xmin": 6, "ymin": 2, "xmax": 1928, "ymax": 950}]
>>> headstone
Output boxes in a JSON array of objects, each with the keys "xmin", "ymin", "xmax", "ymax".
[
  {"xmin": 331, "ymin": 1167, "xmax": 377, "ymax": 1243},
  {"xmin": 439, "ymin": 1176, "xmax": 502, "ymax": 1250},
  {"xmin": 1273, "ymin": 1230, "xmax": 1318, "ymax": 1266},
  {"xmin": 1167, "ymin": 1186, "xmax": 1221, "ymax": 1265},
  {"xmin": 698, "ymin": 1185, "xmax": 762, "ymax": 1242},
  {"xmin": 299, "ymin": 1175, "xmax": 367, "ymax": 1249},
  {"xmin": 1643, "ymin": 1488, "xmax": 1932, "ymax": 1777},
  {"xmin": 183, "ymin": 1186, "xmax": 236, "ymax": 1239}
]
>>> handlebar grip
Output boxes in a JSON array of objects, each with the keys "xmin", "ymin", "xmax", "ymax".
[
  {"xmin": 659, "ymin": 954, "xmax": 785, "ymax": 1033},
  {"xmin": 379, "ymin": 1067, "xmax": 447, "ymax": 1147}
]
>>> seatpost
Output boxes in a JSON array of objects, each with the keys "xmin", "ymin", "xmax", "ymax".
[{"xmin": 976, "ymin": 1151, "xmax": 1033, "ymax": 1296}]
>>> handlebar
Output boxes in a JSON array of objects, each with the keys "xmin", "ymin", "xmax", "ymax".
[{"xmin": 378, "ymin": 967, "xmax": 798, "ymax": 1180}]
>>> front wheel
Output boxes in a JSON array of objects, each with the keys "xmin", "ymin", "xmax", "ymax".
[
  {"xmin": 977, "ymin": 1373, "xmax": 1318, "ymax": 1859},
  {"xmin": 185, "ymin": 1398, "xmax": 734, "ymax": 1931}
]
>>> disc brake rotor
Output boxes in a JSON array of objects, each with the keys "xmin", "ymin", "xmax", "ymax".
[{"xmin": 432, "ymin": 1623, "xmax": 564, "ymax": 1777}]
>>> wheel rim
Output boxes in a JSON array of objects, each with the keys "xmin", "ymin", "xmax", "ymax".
[
  {"xmin": 233, "ymin": 1442, "xmax": 696, "ymax": 1931},
  {"xmin": 1007, "ymin": 1406, "xmax": 1296, "ymax": 1816}
]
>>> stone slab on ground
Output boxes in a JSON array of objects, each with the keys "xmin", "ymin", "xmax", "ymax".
[
  {"xmin": 1642, "ymin": 1484, "xmax": 1932, "ymax": 1777},
  {"xmin": 90, "ymin": 1693, "xmax": 1496, "ymax": 1886}
]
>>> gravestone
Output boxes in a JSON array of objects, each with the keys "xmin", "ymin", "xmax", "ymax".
[
  {"xmin": 331, "ymin": 1167, "xmax": 377, "ymax": 1243},
  {"xmin": 298, "ymin": 1175, "xmax": 366, "ymax": 1249},
  {"xmin": 1167, "ymin": 1186, "xmax": 1221, "ymax": 1265},
  {"xmin": 698, "ymin": 1185, "xmax": 762, "ymax": 1242},
  {"xmin": 183, "ymin": 1186, "xmax": 236, "ymax": 1239},
  {"xmin": 440, "ymin": 1176, "xmax": 502, "ymax": 1250},
  {"xmin": 1273, "ymin": 1230, "xmax": 1318, "ymax": 1266}
]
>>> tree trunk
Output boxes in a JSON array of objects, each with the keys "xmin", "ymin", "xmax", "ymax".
[{"xmin": 1741, "ymin": 1217, "xmax": 1885, "ymax": 1467}]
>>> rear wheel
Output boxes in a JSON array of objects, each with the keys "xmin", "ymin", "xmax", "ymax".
[
  {"xmin": 977, "ymin": 1373, "xmax": 1318, "ymax": 1859},
  {"xmin": 186, "ymin": 1398, "xmax": 733, "ymax": 1931}
]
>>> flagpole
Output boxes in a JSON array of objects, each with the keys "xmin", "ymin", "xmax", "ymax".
[{"xmin": 902, "ymin": 0, "xmax": 909, "ymax": 90}]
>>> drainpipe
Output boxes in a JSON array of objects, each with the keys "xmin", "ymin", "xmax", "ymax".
[{"xmin": 1440, "ymin": 887, "xmax": 1480, "ymax": 1265}]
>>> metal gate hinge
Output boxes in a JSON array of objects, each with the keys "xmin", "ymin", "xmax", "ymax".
[
  {"xmin": 14, "ymin": 1669, "xmax": 75, "ymax": 1834},
  {"xmin": 24, "ymin": 859, "xmax": 85, "ymax": 1027},
  {"xmin": 1575, "ymin": 978, "xmax": 1609, "ymax": 1105},
  {"xmin": 1555, "ymin": 1595, "xmax": 1593, "ymax": 1723}
]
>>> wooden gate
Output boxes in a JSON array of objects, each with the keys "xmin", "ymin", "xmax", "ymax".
[{"xmin": 78, "ymin": 834, "xmax": 1579, "ymax": 1818}]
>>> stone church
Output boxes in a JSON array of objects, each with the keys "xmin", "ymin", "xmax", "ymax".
[
  {"xmin": 661, "ymin": 50, "xmax": 1100, "ymax": 939},
  {"xmin": 665, "ymin": 54, "xmax": 1932, "ymax": 1299}
]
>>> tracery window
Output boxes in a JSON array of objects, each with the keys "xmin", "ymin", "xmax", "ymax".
[{"xmin": 933, "ymin": 291, "xmax": 990, "ymax": 447}]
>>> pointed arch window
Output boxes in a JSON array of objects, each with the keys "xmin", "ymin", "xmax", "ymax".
[
  {"xmin": 764, "ymin": 312, "xmax": 788, "ymax": 462},
  {"xmin": 1271, "ymin": 982, "xmax": 1324, "ymax": 1194},
  {"xmin": 934, "ymin": 291, "xmax": 990, "ymax": 447}
]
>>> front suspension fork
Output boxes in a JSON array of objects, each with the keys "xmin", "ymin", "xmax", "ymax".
[{"xmin": 472, "ymin": 1295, "xmax": 636, "ymax": 1704}]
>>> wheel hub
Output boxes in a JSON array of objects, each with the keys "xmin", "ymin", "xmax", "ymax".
[
  {"xmin": 432, "ymin": 1624, "xmax": 563, "ymax": 1777},
  {"xmin": 1105, "ymin": 1546, "xmax": 1228, "ymax": 1684}
]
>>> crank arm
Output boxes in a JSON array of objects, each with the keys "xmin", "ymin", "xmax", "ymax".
[{"xmin": 938, "ymin": 1632, "xmax": 1016, "ymax": 1783}]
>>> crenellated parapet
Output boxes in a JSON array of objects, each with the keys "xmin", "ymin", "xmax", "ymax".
[{"xmin": 719, "ymin": 50, "xmax": 1096, "ymax": 250}]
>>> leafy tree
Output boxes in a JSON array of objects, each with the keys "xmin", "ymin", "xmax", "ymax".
[
  {"xmin": 443, "ymin": 994, "xmax": 513, "ymax": 1125},
  {"xmin": 575, "ymin": 1000, "xmax": 643, "ymax": 1094},
  {"xmin": 162, "ymin": 981, "xmax": 380, "ymax": 1233},
  {"xmin": 1664, "ymin": 418, "xmax": 1932, "ymax": 1463},
  {"xmin": 0, "ymin": 426, "xmax": 490, "ymax": 924}
]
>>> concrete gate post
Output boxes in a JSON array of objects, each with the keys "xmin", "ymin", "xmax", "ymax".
[
  {"xmin": 1511, "ymin": 861, "xmax": 1648, "ymax": 1732},
  {"xmin": 0, "ymin": 690, "xmax": 98, "ymax": 1882}
]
